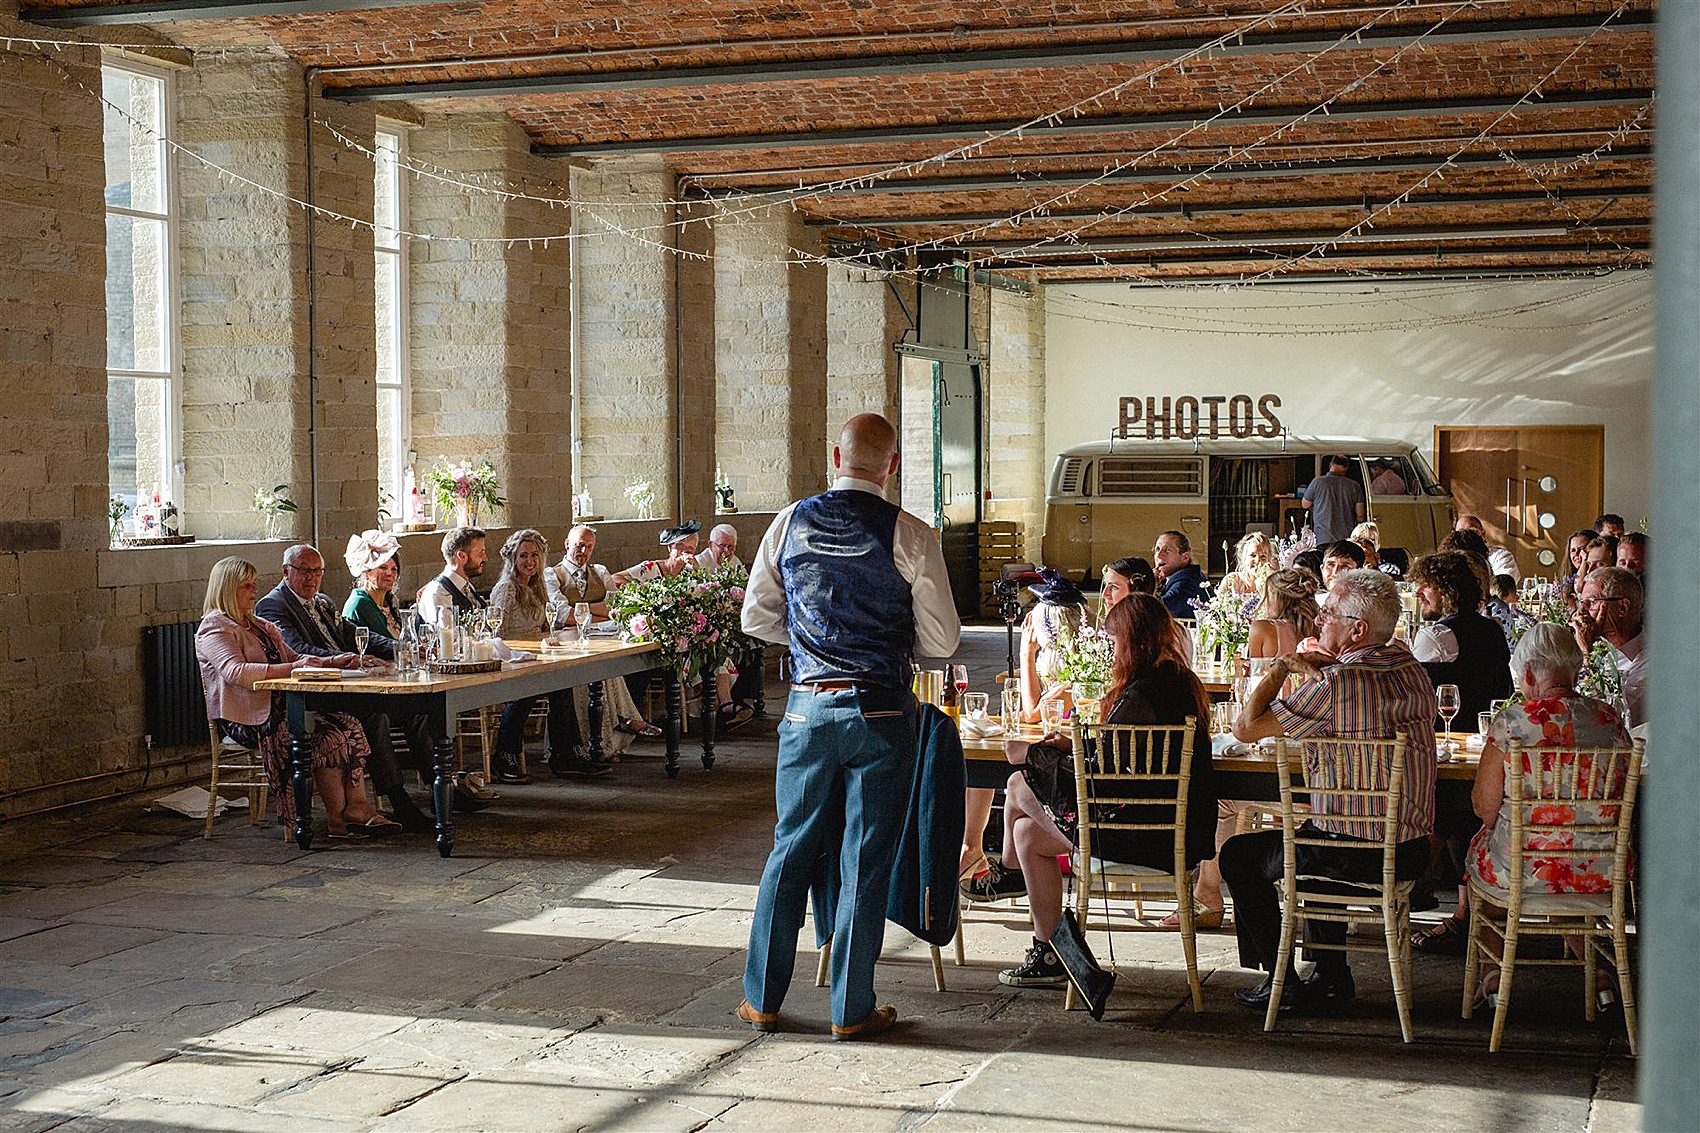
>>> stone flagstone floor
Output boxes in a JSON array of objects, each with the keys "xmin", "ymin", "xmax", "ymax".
[{"xmin": 0, "ymin": 629, "xmax": 1639, "ymax": 1131}]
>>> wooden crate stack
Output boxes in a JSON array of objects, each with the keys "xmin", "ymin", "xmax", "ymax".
[{"xmin": 978, "ymin": 522, "xmax": 1026, "ymax": 617}]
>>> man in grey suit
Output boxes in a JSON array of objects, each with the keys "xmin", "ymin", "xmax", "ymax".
[{"xmin": 257, "ymin": 544, "xmax": 432, "ymax": 833}]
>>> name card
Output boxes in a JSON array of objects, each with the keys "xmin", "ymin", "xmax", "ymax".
[{"xmin": 1117, "ymin": 394, "xmax": 1283, "ymax": 440}]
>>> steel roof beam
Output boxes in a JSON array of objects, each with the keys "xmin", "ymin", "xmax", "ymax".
[
  {"xmin": 323, "ymin": 10, "xmax": 1651, "ymax": 102},
  {"xmin": 533, "ymin": 91, "xmax": 1649, "ymax": 157}
]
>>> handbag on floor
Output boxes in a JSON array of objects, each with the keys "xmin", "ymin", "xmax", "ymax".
[{"xmin": 1049, "ymin": 906, "xmax": 1116, "ymax": 1020}]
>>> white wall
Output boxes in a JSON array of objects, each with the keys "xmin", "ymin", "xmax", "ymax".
[{"xmin": 1043, "ymin": 275, "xmax": 1653, "ymax": 523}]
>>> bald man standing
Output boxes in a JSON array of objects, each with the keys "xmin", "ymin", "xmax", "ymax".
[{"xmin": 738, "ymin": 413, "xmax": 961, "ymax": 1041}]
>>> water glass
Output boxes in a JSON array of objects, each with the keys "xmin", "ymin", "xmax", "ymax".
[
  {"xmin": 1039, "ymin": 696, "xmax": 1067, "ymax": 734},
  {"xmin": 964, "ymin": 691, "xmax": 989, "ymax": 719},
  {"xmin": 1001, "ymin": 678, "xmax": 1021, "ymax": 730},
  {"xmin": 1477, "ymin": 711, "xmax": 1494, "ymax": 738}
]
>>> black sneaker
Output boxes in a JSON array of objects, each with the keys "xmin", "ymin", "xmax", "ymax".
[
  {"xmin": 959, "ymin": 862, "xmax": 1027, "ymax": 904},
  {"xmin": 998, "ymin": 940, "xmax": 1067, "ymax": 988}
]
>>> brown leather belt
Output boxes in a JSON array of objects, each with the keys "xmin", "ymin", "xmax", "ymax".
[{"xmin": 791, "ymin": 680, "xmax": 860, "ymax": 693}]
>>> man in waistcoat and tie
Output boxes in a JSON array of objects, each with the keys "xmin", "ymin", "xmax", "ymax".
[
  {"xmin": 737, "ymin": 413, "xmax": 961, "ymax": 1041},
  {"xmin": 545, "ymin": 524, "xmax": 617, "ymax": 620},
  {"xmin": 417, "ymin": 527, "xmax": 489, "ymax": 628}
]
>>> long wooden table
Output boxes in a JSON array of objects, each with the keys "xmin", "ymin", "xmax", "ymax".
[
  {"xmin": 958, "ymin": 722, "xmax": 1480, "ymax": 805},
  {"xmin": 257, "ymin": 639, "xmax": 673, "ymax": 857}
]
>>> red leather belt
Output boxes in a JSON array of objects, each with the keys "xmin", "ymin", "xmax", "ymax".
[{"xmin": 791, "ymin": 681, "xmax": 860, "ymax": 692}]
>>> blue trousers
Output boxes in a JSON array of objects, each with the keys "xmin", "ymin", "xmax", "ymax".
[{"xmin": 744, "ymin": 687, "xmax": 917, "ymax": 1027}]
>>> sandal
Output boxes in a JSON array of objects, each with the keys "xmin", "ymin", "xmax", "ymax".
[
  {"xmin": 615, "ymin": 719, "xmax": 663, "ymax": 739},
  {"xmin": 348, "ymin": 815, "xmax": 403, "ymax": 837},
  {"xmin": 1159, "ymin": 905, "xmax": 1225, "ymax": 930},
  {"xmin": 1472, "ymin": 967, "xmax": 1501, "ymax": 1011},
  {"xmin": 1412, "ymin": 918, "xmax": 1468, "ymax": 955}
]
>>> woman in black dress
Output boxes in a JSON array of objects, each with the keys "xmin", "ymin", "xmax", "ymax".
[{"xmin": 996, "ymin": 593, "xmax": 1216, "ymax": 988}]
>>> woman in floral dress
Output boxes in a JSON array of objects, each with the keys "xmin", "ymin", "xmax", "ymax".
[{"xmin": 1464, "ymin": 622, "xmax": 1631, "ymax": 1001}]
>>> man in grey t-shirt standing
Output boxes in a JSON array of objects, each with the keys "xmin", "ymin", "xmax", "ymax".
[{"xmin": 1302, "ymin": 455, "xmax": 1366, "ymax": 544}]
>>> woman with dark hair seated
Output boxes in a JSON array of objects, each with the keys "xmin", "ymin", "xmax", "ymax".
[{"xmin": 995, "ymin": 593, "xmax": 1217, "ymax": 988}]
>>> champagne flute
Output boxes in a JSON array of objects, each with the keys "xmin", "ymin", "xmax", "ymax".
[
  {"xmin": 1437, "ymin": 683, "xmax": 1460, "ymax": 755},
  {"xmin": 353, "ymin": 625, "xmax": 370, "ymax": 669}
]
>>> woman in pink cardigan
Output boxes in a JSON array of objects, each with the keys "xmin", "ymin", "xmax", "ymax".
[{"xmin": 196, "ymin": 556, "xmax": 396, "ymax": 838}]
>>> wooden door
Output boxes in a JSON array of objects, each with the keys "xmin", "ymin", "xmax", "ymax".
[{"xmin": 1434, "ymin": 426, "xmax": 1604, "ymax": 576}]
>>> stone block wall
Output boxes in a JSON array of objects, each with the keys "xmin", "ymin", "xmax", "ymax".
[
  {"xmin": 175, "ymin": 51, "xmax": 311, "ymax": 541},
  {"xmin": 986, "ymin": 283, "xmax": 1048, "ymax": 543},
  {"xmin": 712, "ymin": 210, "xmax": 828, "ymax": 511},
  {"xmin": 568, "ymin": 160, "xmax": 678, "ymax": 521},
  {"xmin": 409, "ymin": 111, "xmax": 573, "ymax": 534}
]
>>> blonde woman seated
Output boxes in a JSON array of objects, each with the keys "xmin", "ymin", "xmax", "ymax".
[
  {"xmin": 960, "ymin": 568, "xmax": 1084, "ymax": 900},
  {"xmin": 1220, "ymin": 532, "xmax": 1274, "ymax": 599},
  {"xmin": 1349, "ymin": 521, "xmax": 1381, "ymax": 550},
  {"xmin": 488, "ymin": 530, "xmax": 607, "ymax": 781},
  {"xmin": 1189, "ymin": 566, "xmax": 1322, "ymax": 923},
  {"xmin": 195, "ymin": 557, "xmax": 392, "ymax": 838}
]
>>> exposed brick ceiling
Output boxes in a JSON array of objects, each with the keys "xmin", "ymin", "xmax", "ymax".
[{"xmin": 26, "ymin": 0, "xmax": 1655, "ymax": 282}]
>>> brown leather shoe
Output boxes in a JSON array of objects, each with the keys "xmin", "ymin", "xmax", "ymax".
[
  {"xmin": 830, "ymin": 1005, "xmax": 897, "ymax": 1041},
  {"xmin": 736, "ymin": 1000, "xmax": 779, "ymax": 1033}
]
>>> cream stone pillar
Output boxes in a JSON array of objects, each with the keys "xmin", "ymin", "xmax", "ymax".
[
  {"xmin": 986, "ymin": 281, "xmax": 1048, "ymax": 540},
  {"xmin": 569, "ymin": 161, "xmax": 678, "ymax": 522},
  {"xmin": 713, "ymin": 209, "xmax": 828, "ymax": 511},
  {"xmin": 410, "ymin": 111, "xmax": 572, "ymax": 533},
  {"xmin": 826, "ymin": 262, "xmax": 906, "ymax": 473}
]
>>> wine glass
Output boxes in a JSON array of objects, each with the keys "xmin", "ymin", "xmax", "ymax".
[
  {"xmin": 1437, "ymin": 683, "xmax": 1460, "ymax": 755},
  {"xmin": 545, "ymin": 598, "xmax": 564, "ymax": 632},
  {"xmin": 353, "ymin": 625, "xmax": 370, "ymax": 669},
  {"xmin": 574, "ymin": 602, "xmax": 592, "ymax": 646},
  {"xmin": 948, "ymin": 663, "xmax": 969, "ymax": 707},
  {"xmin": 483, "ymin": 607, "xmax": 504, "ymax": 639}
]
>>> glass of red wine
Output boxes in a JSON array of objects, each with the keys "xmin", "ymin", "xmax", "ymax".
[{"xmin": 948, "ymin": 663, "xmax": 970, "ymax": 709}]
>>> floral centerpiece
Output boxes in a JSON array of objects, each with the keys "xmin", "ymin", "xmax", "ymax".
[
  {"xmin": 608, "ymin": 562, "xmax": 754, "ymax": 680},
  {"xmin": 1054, "ymin": 618, "xmax": 1115, "ymax": 714},
  {"xmin": 253, "ymin": 484, "xmax": 298, "ymax": 540},
  {"xmin": 624, "ymin": 478, "xmax": 656, "ymax": 521},
  {"xmin": 424, "ymin": 458, "xmax": 505, "ymax": 528},
  {"xmin": 1190, "ymin": 584, "xmax": 1259, "ymax": 665}
]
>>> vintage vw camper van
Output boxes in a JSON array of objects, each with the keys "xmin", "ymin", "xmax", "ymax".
[{"xmin": 1040, "ymin": 436, "xmax": 1455, "ymax": 580}]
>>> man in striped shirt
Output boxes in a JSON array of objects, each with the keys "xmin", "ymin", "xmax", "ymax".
[{"xmin": 1224, "ymin": 568, "xmax": 1438, "ymax": 1013}]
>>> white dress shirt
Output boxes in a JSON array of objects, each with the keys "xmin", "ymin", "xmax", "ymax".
[
  {"xmin": 1614, "ymin": 629, "xmax": 1647, "ymax": 728},
  {"xmin": 1410, "ymin": 622, "xmax": 1459, "ymax": 663},
  {"xmin": 545, "ymin": 559, "xmax": 617, "ymax": 605},
  {"xmin": 1486, "ymin": 546, "xmax": 1521, "ymax": 583},
  {"xmin": 696, "ymin": 548, "xmax": 745, "ymax": 573},
  {"xmin": 417, "ymin": 569, "xmax": 481, "ymax": 628},
  {"xmin": 742, "ymin": 476, "xmax": 962, "ymax": 659}
]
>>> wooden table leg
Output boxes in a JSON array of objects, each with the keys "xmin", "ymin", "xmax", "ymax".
[
  {"xmin": 664, "ymin": 672, "xmax": 683, "ymax": 779},
  {"xmin": 288, "ymin": 694, "xmax": 314, "ymax": 850},
  {"xmin": 586, "ymin": 680, "xmax": 606, "ymax": 762},
  {"xmin": 699, "ymin": 676, "xmax": 717, "ymax": 769},
  {"xmin": 433, "ymin": 732, "xmax": 456, "ymax": 858}
]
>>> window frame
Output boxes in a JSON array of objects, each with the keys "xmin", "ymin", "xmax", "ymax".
[
  {"xmin": 374, "ymin": 123, "xmax": 411, "ymax": 520},
  {"xmin": 102, "ymin": 54, "xmax": 182, "ymax": 515}
]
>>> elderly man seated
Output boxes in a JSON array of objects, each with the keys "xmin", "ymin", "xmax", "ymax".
[
  {"xmin": 696, "ymin": 523, "xmax": 744, "ymax": 571},
  {"xmin": 543, "ymin": 524, "xmax": 659, "ymax": 750},
  {"xmin": 255, "ymin": 544, "xmax": 427, "ymax": 833},
  {"xmin": 1222, "ymin": 569, "xmax": 1438, "ymax": 1012},
  {"xmin": 1572, "ymin": 566, "xmax": 1646, "ymax": 728}
]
